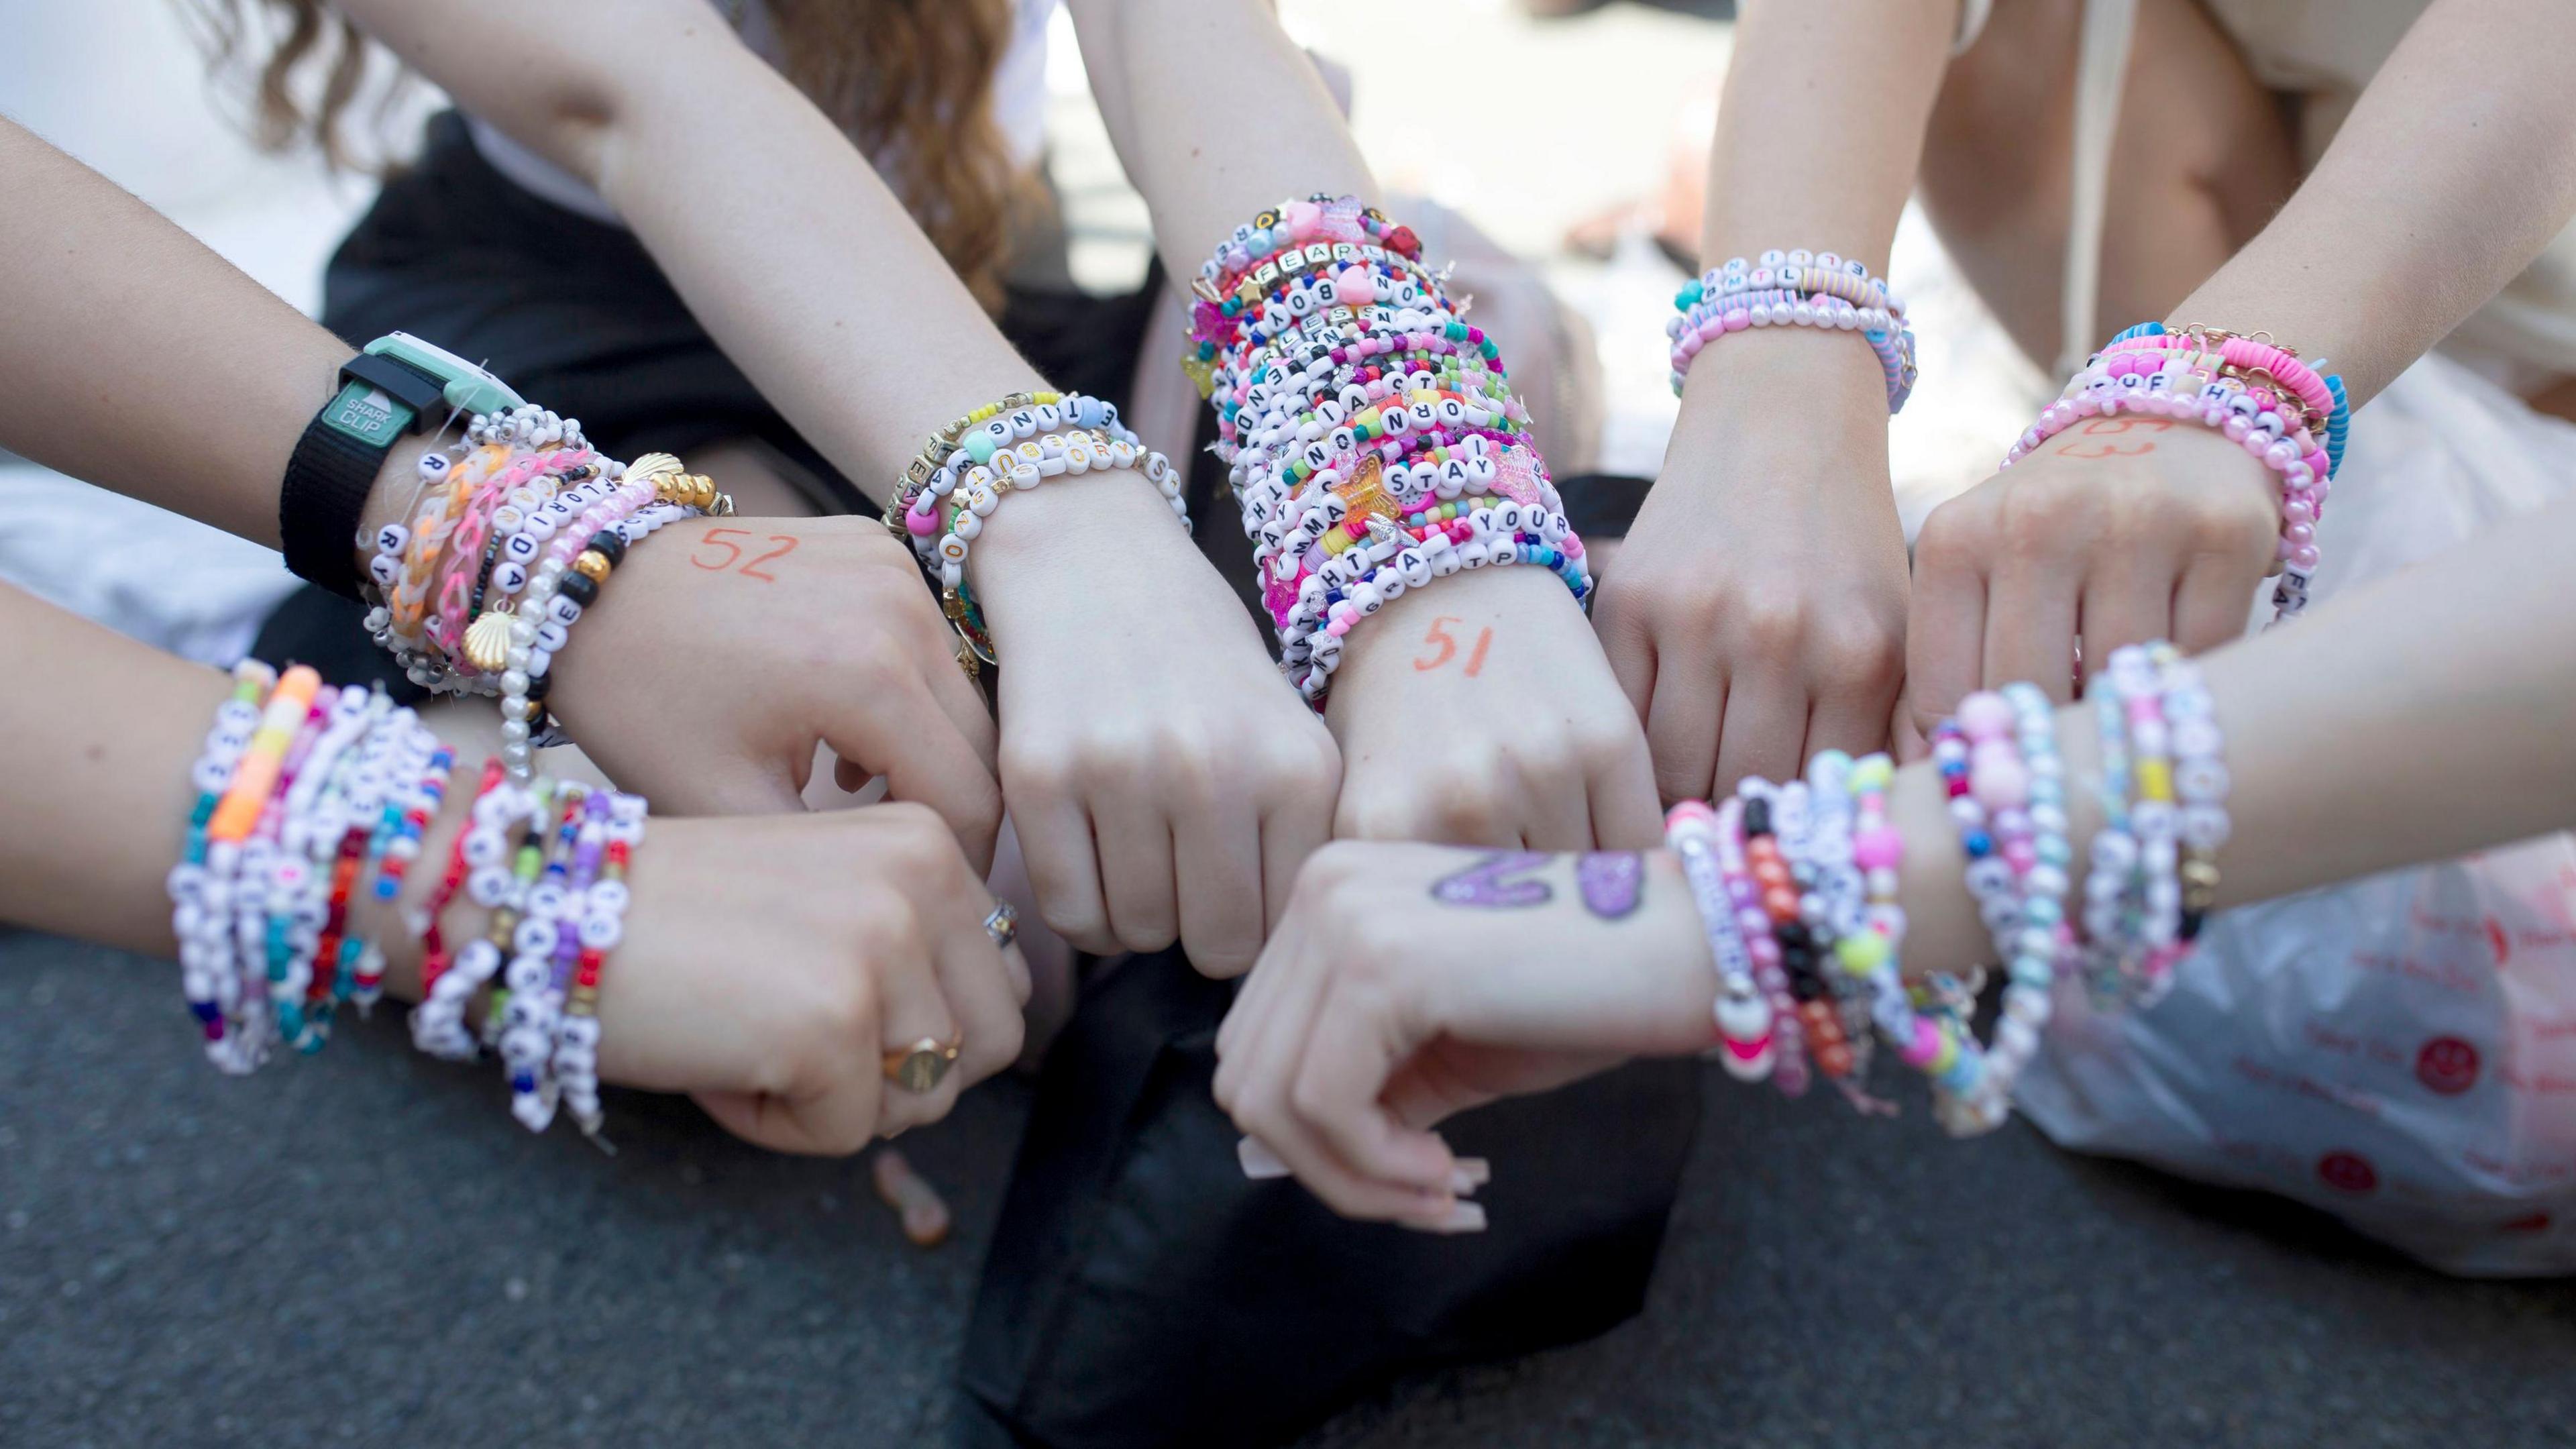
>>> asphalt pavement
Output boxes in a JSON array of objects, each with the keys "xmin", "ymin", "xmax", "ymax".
[{"xmin": 7, "ymin": 928, "xmax": 2576, "ymax": 1449}]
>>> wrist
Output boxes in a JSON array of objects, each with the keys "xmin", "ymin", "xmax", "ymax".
[
  {"xmin": 1668, "ymin": 331, "xmax": 1892, "ymax": 469},
  {"xmin": 1324, "ymin": 562, "xmax": 1582, "ymax": 715},
  {"xmin": 963, "ymin": 464, "xmax": 1194, "ymax": 602}
]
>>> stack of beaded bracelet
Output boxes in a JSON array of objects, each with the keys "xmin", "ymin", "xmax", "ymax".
[
  {"xmin": 168, "ymin": 666, "xmax": 453, "ymax": 1073},
  {"xmin": 2006, "ymin": 323, "xmax": 2347, "ymax": 623},
  {"xmin": 2076, "ymin": 642, "xmax": 2231, "ymax": 1008},
  {"xmin": 168, "ymin": 672, "xmax": 643, "ymax": 1139},
  {"xmin": 354, "ymin": 402, "xmax": 726, "ymax": 780},
  {"xmin": 1186, "ymin": 193, "xmax": 1591, "ymax": 702},
  {"xmin": 1665, "ymin": 649, "xmax": 2229, "ymax": 1137},
  {"xmin": 881, "ymin": 390, "xmax": 1186, "ymax": 672},
  {"xmin": 1667, "ymin": 248, "xmax": 1919, "ymax": 411}
]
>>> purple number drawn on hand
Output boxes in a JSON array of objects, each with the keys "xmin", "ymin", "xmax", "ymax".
[
  {"xmin": 1575, "ymin": 852, "xmax": 1644, "ymax": 920},
  {"xmin": 1430, "ymin": 851, "xmax": 1554, "ymax": 909}
]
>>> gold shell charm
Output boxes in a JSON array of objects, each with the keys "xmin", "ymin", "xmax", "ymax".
[{"xmin": 462, "ymin": 608, "xmax": 517, "ymax": 673}]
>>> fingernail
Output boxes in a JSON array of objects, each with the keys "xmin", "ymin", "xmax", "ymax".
[
  {"xmin": 1238, "ymin": 1136, "xmax": 1290, "ymax": 1179},
  {"xmin": 1408, "ymin": 1199, "xmax": 1487, "ymax": 1234},
  {"xmin": 1450, "ymin": 1159, "xmax": 1492, "ymax": 1194}
]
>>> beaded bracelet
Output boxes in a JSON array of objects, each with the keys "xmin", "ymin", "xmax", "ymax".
[
  {"xmin": 1195, "ymin": 194, "xmax": 1589, "ymax": 702},
  {"xmin": 881, "ymin": 392, "xmax": 1187, "ymax": 673},
  {"xmin": 1668, "ymin": 249, "xmax": 1918, "ymax": 411},
  {"xmin": 2009, "ymin": 323, "xmax": 2346, "ymax": 622},
  {"xmin": 1664, "ymin": 800, "xmax": 1776, "ymax": 1081}
]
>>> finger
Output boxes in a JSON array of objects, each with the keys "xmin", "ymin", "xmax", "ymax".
[
  {"xmin": 1290, "ymin": 979, "xmax": 1459, "ymax": 1201},
  {"xmin": 1982, "ymin": 560, "xmax": 2082, "ymax": 703},
  {"xmin": 646, "ymin": 757, "xmax": 806, "ymax": 817},
  {"xmin": 1905, "ymin": 531, "xmax": 1987, "ymax": 734},
  {"xmin": 1642, "ymin": 651, "xmax": 1723, "ymax": 806},
  {"xmin": 1174, "ymin": 801, "xmax": 1267, "ymax": 978},
  {"xmin": 1011, "ymin": 793, "xmax": 1114, "ymax": 955},
  {"xmin": 693, "ymin": 1087, "xmax": 879, "ymax": 1157},
  {"xmin": 1806, "ymin": 665, "xmax": 1901, "ymax": 762},
  {"xmin": 826, "ymin": 682, "xmax": 1003, "ymax": 875},
  {"xmin": 1889, "ymin": 687, "xmax": 1932, "ymax": 763},
  {"xmin": 2172, "ymin": 553, "xmax": 2265, "ymax": 656},
  {"xmin": 1586, "ymin": 737, "xmax": 1666, "ymax": 851},
  {"xmin": 2079, "ymin": 553, "xmax": 2182, "ymax": 690},
  {"xmin": 871, "ymin": 936, "xmax": 965, "ymax": 1140},
  {"xmin": 1523, "ymin": 751, "xmax": 1597, "ymax": 853},
  {"xmin": 912, "ymin": 630, "xmax": 1000, "ymax": 777},
  {"xmin": 1258, "ymin": 796, "xmax": 1332, "ymax": 943},
  {"xmin": 1215, "ymin": 906, "xmax": 1308, "ymax": 1079},
  {"xmin": 1094, "ymin": 794, "xmax": 1179, "ymax": 956},
  {"xmin": 1709, "ymin": 669, "xmax": 1807, "ymax": 795},
  {"xmin": 1599, "ymin": 600, "xmax": 1657, "ymax": 723},
  {"xmin": 933, "ymin": 902, "xmax": 1028, "ymax": 1091}
]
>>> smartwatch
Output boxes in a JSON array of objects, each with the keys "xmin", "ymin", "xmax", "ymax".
[{"xmin": 280, "ymin": 332, "xmax": 523, "ymax": 600}]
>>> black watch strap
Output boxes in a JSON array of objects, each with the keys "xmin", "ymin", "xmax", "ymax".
[{"xmin": 278, "ymin": 353, "xmax": 449, "ymax": 600}]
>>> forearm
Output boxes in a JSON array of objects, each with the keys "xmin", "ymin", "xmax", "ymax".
[
  {"xmin": 1069, "ymin": 0, "xmax": 1375, "ymax": 284},
  {"xmin": 0, "ymin": 117, "xmax": 363, "ymax": 549},
  {"xmin": 1407, "ymin": 482, "xmax": 2576, "ymax": 1053},
  {"xmin": 1667, "ymin": 0, "xmax": 1955, "ymax": 462},
  {"xmin": 0, "ymin": 583, "xmax": 474, "ymax": 992},
  {"xmin": 2169, "ymin": 0, "xmax": 2576, "ymax": 407},
  {"xmin": 333, "ymin": 0, "xmax": 1043, "ymax": 506}
]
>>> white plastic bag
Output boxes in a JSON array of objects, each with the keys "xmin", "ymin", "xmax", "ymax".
[{"xmin": 2015, "ymin": 352, "xmax": 2576, "ymax": 1276}]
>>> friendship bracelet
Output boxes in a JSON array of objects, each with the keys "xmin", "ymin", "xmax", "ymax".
[
  {"xmin": 1195, "ymin": 194, "xmax": 1590, "ymax": 702},
  {"xmin": 1668, "ymin": 249, "xmax": 1918, "ymax": 411},
  {"xmin": 884, "ymin": 392, "xmax": 1188, "ymax": 673},
  {"xmin": 2010, "ymin": 323, "xmax": 2347, "ymax": 623},
  {"xmin": 1665, "ymin": 800, "xmax": 1776, "ymax": 1081}
]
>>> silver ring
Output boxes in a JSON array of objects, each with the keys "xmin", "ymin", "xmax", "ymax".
[{"xmin": 983, "ymin": 902, "xmax": 1018, "ymax": 951}]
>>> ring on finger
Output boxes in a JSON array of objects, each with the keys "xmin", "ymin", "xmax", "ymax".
[
  {"xmin": 983, "ymin": 901, "xmax": 1018, "ymax": 951},
  {"xmin": 882, "ymin": 1033, "xmax": 964, "ymax": 1093}
]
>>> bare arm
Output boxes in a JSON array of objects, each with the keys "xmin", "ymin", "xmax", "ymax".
[
  {"xmin": 1220, "ymin": 484, "xmax": 2576, "ymax": 1223},
  {"xmin": 1595, "ymin": 0, "xmax": 1957, "ymax": 800},
  {"xmin": 1065, "ymin": 0, "xmax": 1375, "ymax": 286},
  {"xmin": 1065, "ymin": 0, "xmax": 1664, "ymax": 856},
  {"xmin": 2171, "ymin": 0, "xmax": 2576, "ymax": 407},
  {"xmin": 0, "ymin": 115, "xmax": 397, "ymax": 549}
]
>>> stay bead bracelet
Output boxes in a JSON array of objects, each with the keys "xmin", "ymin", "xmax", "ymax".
[{"xmin": 1195, "ymin": 194, "xmax": 1589, "ymax": 702}]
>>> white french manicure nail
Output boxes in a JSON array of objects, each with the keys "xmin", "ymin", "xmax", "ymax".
[
  {"xmin": 1451, "ymin": 1159, "xmax": 1492, "ymax": 1192},
  {"xmin": 1411, "ymin": 1199, "xmax": 1487, "ymax": 1234},
  {"xmin": 1238, "ymin": 1136, "xmax": 1290, "ymax": 1179}
]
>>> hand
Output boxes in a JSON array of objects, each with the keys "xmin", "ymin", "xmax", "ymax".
[
  {"xmin": 970, "ymin": 470, "xmax": 1340, "ymax": 978},
  {"xmin": 1595, "ymin": 338, "xmax": 1909, "ymax": 804},
  {"xmin": 594, "ymin": 802, "xmax": 1030, "ymax": 1151},
  {"xmin": 1213, "ymin": 841, "xmax": 1713, "ymax": 1228},
  {"xmin": 1327, "ymin": 564, "xmax": 1661, "ymax": 850},
  {"xmin": 1908, "ymin": 415, "xmax": 2275, "ymax": 730},
  {"xmin": 549, "ymin": 514, "xmax": 1004, "ymax": 870}
]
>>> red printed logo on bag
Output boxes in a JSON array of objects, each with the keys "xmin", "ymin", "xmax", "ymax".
[
  {"xmin": 2416, "ymin": 1036, "xmax": 2481, "ymax": 1095},
  {"xmin": 2486, "ymin": 916, "xmax": 2512, "ymax": 967},
  {"xmin": 2317, "ymin": 1150, "xmax": 2379, "ymax": 1195}
]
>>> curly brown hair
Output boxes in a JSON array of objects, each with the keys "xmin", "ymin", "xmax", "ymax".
[{"xmin": 179, "ymin": 0, "xmax": 1020, "ymax": 309}]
